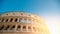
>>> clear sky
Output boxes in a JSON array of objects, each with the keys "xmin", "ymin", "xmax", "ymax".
[{"xmin": 0, "ymin": 0, "xmax": 60, "ymax": 34}]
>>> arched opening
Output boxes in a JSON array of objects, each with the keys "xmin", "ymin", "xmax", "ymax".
[
  {"xmin": 28, "ymin": 26, "xmax": 31, "ymax": 31},
  {"xmin": 23, "ymin": 26, "xmax": 26, "ymax": 29},
  {"xmin": 0, "ymin": 19, "xmax": 1, "ymax": 22},
  {"xmin": 23, "ymin": 26, "xmax": 26, "ymax": 31},
  {"xmin": 0, "ymin": 25, "xmax": 4, "ymax": 30},
  {"xmin": 5, "ymin": 19, "xmax": 8, "ymax": 22},
  {"xmin": 19, "ymin": 18, "xmax": 22, "ymax": 23},
  {"xmin": 15, "ymin": 18, "xmax": 18, "ymax": 22},
  {"xmin": 17, "ymin": 25, "xmax": 21, "ymax": 31},
  {"xmin": 10, "ymin": 18, "xmax": 13, "ymax": 22},
  {"xmin": 10, "ymin": 25, "xmax": 15, "ymax": 30},
  {"xmin": 28, "ymin": 26, "xmax": 31, "ymax": 29},
  {"xmin": 28, "ymin": 19, "xmax": 31, "ymax": 23},
  {"xmin": 4, "ymin": 25, "xmax": 10, "ymax": 30},
  {"xmin": 24, "ymin": 18, "xmax": 26, "ymax": 23},
  {"xmin": 33, "ymin": 27, "xmax": 36, "ymax": 32},
  {"xmin": 1, "ymin": 19, "xmax": 4, "ymax": 22}
]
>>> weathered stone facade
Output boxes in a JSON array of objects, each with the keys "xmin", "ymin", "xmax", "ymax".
[{"xmin": 0, "ymin": 12, "xmax": 50, "ymax": 34}]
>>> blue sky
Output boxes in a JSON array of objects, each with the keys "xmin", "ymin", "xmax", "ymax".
[
  {"xmin": 0, "ymin": 0, "xmax": 60, "ymax": 34},
  {"xmin": 0, "ymin": 0, "xmax": 60, "ymax": 15}
]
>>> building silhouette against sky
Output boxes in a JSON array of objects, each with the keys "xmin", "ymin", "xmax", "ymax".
[{"xmin": 0, "ymin": 11, "xmax": 50, "ymax": 34}]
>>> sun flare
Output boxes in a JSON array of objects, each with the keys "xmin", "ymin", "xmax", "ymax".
[{"xmin": 44, "ymin": 16, "xmax": 59, "ymax": 34}]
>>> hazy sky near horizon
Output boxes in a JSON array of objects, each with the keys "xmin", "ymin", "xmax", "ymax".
[{"xmin": 0, "ymin": 0, "xmax": 60, "ymax": 34}]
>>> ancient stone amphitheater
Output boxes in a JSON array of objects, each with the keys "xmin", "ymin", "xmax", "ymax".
[{"xmin": 0, "ymin": 12, "xmax": 50, "ymax": 34}]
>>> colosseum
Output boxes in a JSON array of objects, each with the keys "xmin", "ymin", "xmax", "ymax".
[{"xmin": 0, "ymin": 11, "xmax": 50, "ymax": 34}]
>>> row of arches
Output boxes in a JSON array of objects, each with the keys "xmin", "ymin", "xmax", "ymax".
[
  {"xmin": 0, "ymin": 18, "xmax": 31, "ymax": 23},
  {"xmin": 0, "ymin": 18, "xmax": 40, "ymax": 25},
  {"xmin": 0, "ymin": 25, "xmax": 40, "ymax": 32}
]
